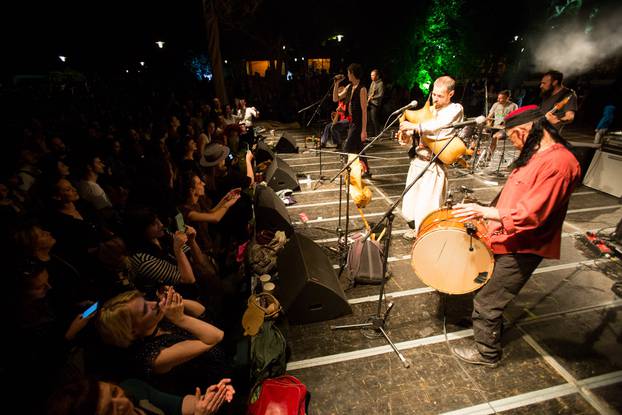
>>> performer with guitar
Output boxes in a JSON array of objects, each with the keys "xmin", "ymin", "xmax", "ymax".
[
  {"xmin": 398, "ymin": 76, "xmax": 464, "ymax": 241},
  {"xmin": 539, "ymin": 70, "xmax": 578, "ymax": 128}
]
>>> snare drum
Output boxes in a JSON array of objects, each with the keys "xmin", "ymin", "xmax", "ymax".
[{"xmin": 411, "ymin": 208, "xmax": 495, "ymax": 294}]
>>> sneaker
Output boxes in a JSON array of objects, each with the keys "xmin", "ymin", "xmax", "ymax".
[
  {"xmin": 451, "ymin": 345, "xmax": 500, "ymax": 368},
  {"xmin": 403, "ymin": 228, "xmax": 417, "ymax": 241}
]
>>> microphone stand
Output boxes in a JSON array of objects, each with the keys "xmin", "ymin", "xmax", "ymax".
[
  {"xmin": 331, "ymin": 124, "xmax": 463, "ymax": 369},
  {"xmin": 326, "ymin": 112, "xmax": 404, "ymax": 273},
  {"xmin": 306, "ymin": 83, "xmax": 334, "ymax": 185}
]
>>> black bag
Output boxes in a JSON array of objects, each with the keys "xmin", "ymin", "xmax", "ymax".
[{"xmin": 346, "ymin": 236, "xmax": 385, "ymax": 285}]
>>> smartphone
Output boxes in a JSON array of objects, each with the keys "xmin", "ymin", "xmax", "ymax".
[
  {"xmin": 174, "ymin": 212, "xmax": 186, "ymax": 232},
  {"xmin": 81, "ymin": 302, "xmax": 99, "ymax": 318}
]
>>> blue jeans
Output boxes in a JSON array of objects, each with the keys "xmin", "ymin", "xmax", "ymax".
[{"xmin": 321, "ymin": 120, "xmax": 349, "ymax": 146}]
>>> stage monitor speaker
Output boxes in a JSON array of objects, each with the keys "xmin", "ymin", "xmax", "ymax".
[
  {"xmin": 583, "ymin": 150, "xmax": 622, "ymax": 198},
  {"xmin": 274, "ymin": 134, "xmax": 298, "ymax": 153},
  {"xmin": 569, "ymin": 141, "xmax": 599, "ymax": 181},
  {"xmin": 276, "ymin": 233, "xmax": 352, "ymax": 324},
  {"xmin": 254, "ymin": 185, "xmax": 293, "ymax": 236},
  {"xmin": 255, "ymin": 141, "xmax": 274, "ymax": 164},
  {"xmin": 265, "ymin": 157, "xmax": 300, "ymax": 192}
]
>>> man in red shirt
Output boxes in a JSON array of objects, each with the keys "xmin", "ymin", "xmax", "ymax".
[{"xmin": 451, "ymin": 105, "xmax": 581, "ymax": 367}]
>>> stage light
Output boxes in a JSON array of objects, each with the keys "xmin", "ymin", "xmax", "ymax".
[
  {"xmin": 302, "ymin": 57, "xmax": 305, "ymax": 60},
  {"xmin": 139, "ymin": 61, "xmax": 145, "ymax": 66},
  {"xmin": 156, "ymin": 41, "xmax": 165, "ymax": 49},
  {"xmin": 282, "ymin": 45, "xmax": 286, "ymax": 50},
  {"xmin": 59, "ymin": 56, "xmax": 66, "ymax": 62},
  {"xmin": 125, "ymin": 69, "xmax": 129, "ymax": 73},
  {"xmin": 224, "ymin": 59, "xmax": 228, "ymax": 64},
  {"xmin": 521, "ymin": 48, "xmax": 525, "ymax": 53},
  {"xmin": 336, "ymin": 35, "xmax": 344, "ymax": 42},
  {"xmin": 294, "ymin": 58, "xmax": 298, "ymax": 62},
  {"xmin": 514, "ymin": 35, "xmax": 519, "ymax": 41}
]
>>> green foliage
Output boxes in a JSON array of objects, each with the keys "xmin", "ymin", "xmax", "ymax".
[{"xmin": 396, "ymin": 0, "xmax": 473, "ymax": 94}]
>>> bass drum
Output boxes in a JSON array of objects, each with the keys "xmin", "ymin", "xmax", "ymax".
[{"xmin": 411, "ymin": 208, "xmax": 495, "ymax": 294}]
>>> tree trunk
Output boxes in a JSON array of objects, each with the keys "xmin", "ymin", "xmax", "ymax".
[{"xmin": 204, "ymin": 0, "xmax": 228, "ymax": 105}]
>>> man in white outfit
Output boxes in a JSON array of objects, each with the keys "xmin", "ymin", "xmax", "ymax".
[{"xmin": 398, "ymin": 76, "xmax": 464, "ymax": 240}]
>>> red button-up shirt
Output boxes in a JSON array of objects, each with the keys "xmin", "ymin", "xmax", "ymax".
[{"xmin": 488, "ymin": 143, "xmax": 581, "ymax": 259}]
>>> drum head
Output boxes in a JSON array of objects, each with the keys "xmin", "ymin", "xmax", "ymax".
[{"xmin": 411, "ymin": 229, "xmax": 494, "ymax": 294}]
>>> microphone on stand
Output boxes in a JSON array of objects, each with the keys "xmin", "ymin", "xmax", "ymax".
[
  {"xmin": 389, "ymin": 100, "xmax": 418, "ymax": 116},
  {"xmin": 443, "ymin": 115, "xmax": 487, "ymax": 129}
]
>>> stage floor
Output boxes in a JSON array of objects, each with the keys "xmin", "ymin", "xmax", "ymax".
[{"xmin": 257, "ymin": 123, "xmax": 622, "ymax": 415}]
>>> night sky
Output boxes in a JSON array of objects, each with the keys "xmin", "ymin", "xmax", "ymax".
[{"xmin": 3, "ymin": 0, "xmax": 621, "ymax": 78}]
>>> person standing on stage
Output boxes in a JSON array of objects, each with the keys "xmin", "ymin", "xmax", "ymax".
[
  {"xmin": 398, "ymin": 75, "xmax": 464, "ymax": 241},
  {"xmin": 334, "ymin": 63, "xmax": 370, "ymax": 178},
  {"xmin": 451, "ymin": 105, "xmax": 581, "ymax": 367},
  {"xmin": 539, "ymin": 70, "xmax": 577, "ymax": 128},
  {"xmin": 368, "ymin": 69, "xmax": 384, "ymax": 137}
]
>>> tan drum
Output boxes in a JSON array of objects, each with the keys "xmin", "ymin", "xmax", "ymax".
[{"xmin": 411, "ymin": 208, "xmax": 495, "ymax": 294}]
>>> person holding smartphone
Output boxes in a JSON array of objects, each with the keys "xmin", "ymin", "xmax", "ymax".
[
  {"xmin": 124, "ymin": 208, "xmax": 204, "ymax": 300},
  {"xmin": 10, "ymin": 261, "xmax": 97, "ymax": 414}
]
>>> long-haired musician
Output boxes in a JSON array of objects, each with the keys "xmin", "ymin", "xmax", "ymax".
[{"xmin": 451, "ymin": 105, "xmax": 581, "ymax": 367}]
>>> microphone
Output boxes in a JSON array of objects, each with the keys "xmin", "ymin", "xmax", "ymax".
[
  {"xmin": 390, "ymin": 100, "xmax": 418, "ymax": 115},
  {"xmin": 444, "ymin": 115, "xmax": 486, "ymax": 129}
]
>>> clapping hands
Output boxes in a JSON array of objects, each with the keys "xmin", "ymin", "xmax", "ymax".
[{"xmin": 194, "ymin": 378, "xmax": 235, "ymax": 415}]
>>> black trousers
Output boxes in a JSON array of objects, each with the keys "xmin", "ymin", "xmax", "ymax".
[
  {"xmin": 368, "ymin": 104, "xmax": 381, "ymax": 137},
  {"xmin": 473, "ymin": 253, "xmax": 542, "ymax": 359},
  {"xmin": 344, "ymin": 122, "xmax": 369, "ymax": 170}
]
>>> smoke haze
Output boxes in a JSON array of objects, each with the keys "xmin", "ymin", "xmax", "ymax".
[{"xmin": 532, "ymin": 8, "xmax": 622, "ymax": 77}]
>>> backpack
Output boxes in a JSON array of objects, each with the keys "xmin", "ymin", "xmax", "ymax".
[
  {"xmin": 247, "ymin": 375, "xmax": 310, "ymax": 415},
  {"xmin": 250, "ymin": 320, "xmax": 287, "ymax": 383},
  {"xmin": 346, "ymin": 235, "xmax": 385, "ymax": 285}
]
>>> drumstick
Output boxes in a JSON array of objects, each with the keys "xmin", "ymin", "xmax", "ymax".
[{"xmin": 377, "ymin": 228, "xmax": 387, "ymax": 243}]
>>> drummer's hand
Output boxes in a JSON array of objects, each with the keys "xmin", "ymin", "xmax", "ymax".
[{"xmin": 453, "ymin": 203, "xmax": 500, "ymax": 222}]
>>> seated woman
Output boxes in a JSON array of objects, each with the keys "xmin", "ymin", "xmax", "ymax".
[
  {"xmin": 96, "ymin": 288, "xmax": 227, "ymax": 395},
  {"xmin": 42, "ymin": 177, "xmax": 109, "ymax": 275},
  {"xmin": 124, "ymin": 208, "xmax": 204, "ymax": 299},
  {"xmin": 178, "ymin": 171, "xmax": 240, "ymax": 252},
  {"xmin": 48, "ymin": 376, "xmax": 234, "ymax": 415},
  {"xmin": 13, "ymin": 223, "xmax": 90, "ymax": 321}
]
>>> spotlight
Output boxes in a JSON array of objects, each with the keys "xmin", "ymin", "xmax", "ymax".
[
  {"xmin": 224, "ymin": 59, "xmax": 228, "ymax": 64},
  {"xmin": 155, "ymin": 41, "xmax": 165, "ymax": 49},
  {"xmin": 139, "ymin": 61, "xmax": 145, "ymax": 66},
  {"xmin": 59, "ymin": 56, "xmax": 67, "ymax": 62},
  {"xmin": 336, "ymin": 35, "xmax": 344, "ymax": 42}
]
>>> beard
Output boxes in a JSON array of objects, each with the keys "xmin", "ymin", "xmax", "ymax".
[{"xmin": 540, "ymin": 87, "xmax": 552, "ymax": 99}]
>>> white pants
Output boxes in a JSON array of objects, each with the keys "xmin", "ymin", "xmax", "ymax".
[{"xmin": 401, "ymin": 158, "xmax": 447, "ymax": 233}]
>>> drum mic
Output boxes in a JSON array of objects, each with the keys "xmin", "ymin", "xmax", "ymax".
[
  {"xmin": 445, "ymin": 115, "xmax": 487, "ymax": 129},
  {"xmin": 390, "ymin": 100, "xmax": 418, "ymax": 115}
]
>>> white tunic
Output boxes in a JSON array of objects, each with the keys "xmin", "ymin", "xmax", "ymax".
[{"xmin": 401, "ymin": 102, "xmax": 463, "ymax": 233}]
